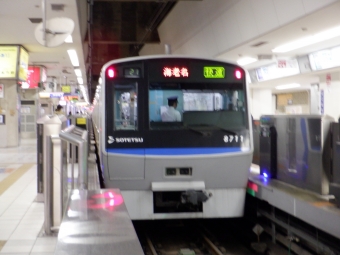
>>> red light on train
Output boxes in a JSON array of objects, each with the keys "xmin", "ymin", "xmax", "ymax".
[
  {"xmin": 108, "ymin": 68, "xmax": 115, "ymax": 78},
  {"xmin": 235, "ymin": 70, "xmax": 242, "ymax": 79}
]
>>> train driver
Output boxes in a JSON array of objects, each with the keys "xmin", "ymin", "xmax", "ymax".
[{"xmin": 161, "ymin": 96, "xmax": 181, "ymax": 122}]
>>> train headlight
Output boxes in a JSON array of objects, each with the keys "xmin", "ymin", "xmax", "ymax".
[
  {"xmin": 107, "ymin": 68, "xmax": 115, "ymax": 78},
  {"xmin": 235, "ymin": 69, "xmax": 242, "ymax": 79}
]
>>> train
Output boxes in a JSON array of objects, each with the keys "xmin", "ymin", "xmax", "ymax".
[{"xmin": 92, "ymin": 55, "xmax": 253, "ymax": 220}]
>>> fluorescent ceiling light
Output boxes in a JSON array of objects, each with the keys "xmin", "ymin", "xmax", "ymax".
[
  {"xmin": 275, "ymin": 83, "xmax": 301, "ymax": 90},
  {"xmin": 237, "ymin": 57, "xmax": 257, "ymax": 66},
  {"xmin": 74, "ymin": 68, "xmax": 82, "ymax": 77},
  {"xmin": 64, "ymin": 35, "xmax": 73, "ymax": 43},
  {"xmin": 272, "ymin": 25, "xmax": 340, "ymax": 53},
  {"xmin": 67, "ymin": 49, "xmax": 79, "ymax": 67},
  {"xmin": 77, "ymin": 77, "xmax": 83, "ymax": 84}
]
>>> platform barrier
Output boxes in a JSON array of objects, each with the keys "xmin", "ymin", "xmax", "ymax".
[
  {"xmin": 36, "ymin": 114, "xmax": 67, "ymax": 202},
  {"xmin": 330, "ymin": 122, "xmax": 340, "ymax": 207},
  {"xmin": 54, "ymin": 189, "xmax": 144, "ymax": 255},
  {"xmin": 43, "ymin": 117, "xmax": 143, "ymax": 254},
  {"xmin": 44, "ymin": 124, "xmax": 88, "ymax": 235}
]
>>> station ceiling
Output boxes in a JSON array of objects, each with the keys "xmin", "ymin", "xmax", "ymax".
[
  {"xmin": 88, "ymin": 1, "xmax": 177, "ymax": 89},
  {"xmin": 1, "ymin": 0, "xmax": 339, "ymax": 103},
  {"xmin": 0, "ymin": 0, "xmax": 200, "ymax": 102}
]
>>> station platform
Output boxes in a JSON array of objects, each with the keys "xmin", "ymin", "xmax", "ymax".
[
  {"xmin": 0, "ymin": 139, "xmax": 55, "ymax": 254},
  {"xmin": 3, "ymin": 140, "xmax": 340, "ymax": 254},
  {"xmin": 0, "ymin": 138, "xmax": 143, "ymax": 255},
  {"xmin": 248, "ymin": 165, "xmax": 340, "ymax": 240}
]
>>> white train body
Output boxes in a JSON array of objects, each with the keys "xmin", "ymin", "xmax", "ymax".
[{"xmin": 92, "ymin": 55, "xmax": 253, "ymax": 220}]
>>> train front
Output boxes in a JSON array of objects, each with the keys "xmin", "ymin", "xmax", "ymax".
[{"xmin": 99, "ymin": 56, "xmax": 253, "ymax": 219}]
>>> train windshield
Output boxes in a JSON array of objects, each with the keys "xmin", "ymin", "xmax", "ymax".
[{"xmin": 149, "ymin": 82, "xmax": 247, "ymax": 131}]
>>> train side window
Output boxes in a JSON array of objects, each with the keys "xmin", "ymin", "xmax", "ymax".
[{"xmin": 113, "ymin": 83, "xmax": 138, "ymax": 130}]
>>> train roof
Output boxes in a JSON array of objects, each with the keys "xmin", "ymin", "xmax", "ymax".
[{"xmin": 99, "ymin": 54, "xmax": 243, "ymax": 77}]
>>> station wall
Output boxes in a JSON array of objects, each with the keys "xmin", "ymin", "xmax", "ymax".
[
  {"xmin": 140, "ymin": 0, "xmax": 339, "ymax": 121},
  {"xmin": 140, "ymin": 0, "xmax": 336, "ymax": 57}
]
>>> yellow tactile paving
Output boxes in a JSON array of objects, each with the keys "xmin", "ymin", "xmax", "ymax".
[
  {"xmin": 0, "ymin": 163, "xmax": 34, "ymax": 195},
  {"xmin": 310, "ymin": 201, "xmax": 336, "ymax": 208}
]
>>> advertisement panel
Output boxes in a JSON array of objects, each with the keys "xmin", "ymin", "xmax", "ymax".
[
  {"xmin": 18, "ymin": 47, "xmax": 29, "ymax": 81},
  {"xmin": 26, "ymin": 66, "xmax": 41, "ymax": 88},
  {"xmin": 0, "ymin": 46, "xmax": 18, "ymax": 78}
]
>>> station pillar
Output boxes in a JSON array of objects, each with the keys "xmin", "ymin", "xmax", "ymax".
[
  {"xmin": 0, "ymin": 44, "xmax": 29, "ymax": 147},
  {"xmin": 0, "ymin": 80, "xmax": 20, "ymax": 147}
]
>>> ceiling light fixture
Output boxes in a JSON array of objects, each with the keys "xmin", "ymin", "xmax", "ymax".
[
  {"xmin": 64, "ymin": 35, "xmax": 73, "ymax": 43},
  {"xmin": 237, "ymin": 57, "xmax": 257, "ymax": 66},
  {"xmin": 275, "ymin": 83, "xmax": 301, "ymax": 90},
  {"xmin": 77, "ymin": 77, "xmax": 83, "ymax": 84},
  {"xmin": 74, "ymin": 68, "xmax": 82, "ymax": 77},
  {"xmin": 67, "ymin": 49, "xmax": 79, "ymax": 67},
  {"xmin": 272, "ymin": 25, "xmax": 340, "ymax": 53}
]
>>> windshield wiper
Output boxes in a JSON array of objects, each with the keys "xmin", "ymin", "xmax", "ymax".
[
  {"xmin": 186, "ymin": 124, "xmax": 236, "ymax": 137},
  {"xmin": 187, "ymin": 126, "xmax": 212, "ymax": 137},
  {"xmin": 215, "ymin": 126, "xmax": 236, "ymax": 135}
]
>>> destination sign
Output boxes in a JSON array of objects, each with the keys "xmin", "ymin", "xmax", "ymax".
[{"xmin": 203, "ymin": 67, "xmax": 225, "ymax": 78}]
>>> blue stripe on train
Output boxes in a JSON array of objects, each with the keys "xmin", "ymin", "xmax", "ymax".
[{"xmin": 107, "ymin": 147, "xmax": 242, "ymax": 155}]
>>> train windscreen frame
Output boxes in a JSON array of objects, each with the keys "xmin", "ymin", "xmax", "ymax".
[{"xmin": 104, "ymin": 57, "xmax": 250, "ymax": 150}]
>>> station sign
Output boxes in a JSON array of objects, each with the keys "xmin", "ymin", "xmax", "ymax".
[
  {"xmin": 309, "ymin": 45, "xmax": 340, "ymax": 71},
  {"xmin": 255, "ymin": 59, "xmax": 300, "ymax": 82},
  {"xmin": 50, "ymin": 92, "xmax": 64, "ymax": 98},
  {"xmin": 62, "ymin": 85, "xmax": 71, "ymax": 93}
]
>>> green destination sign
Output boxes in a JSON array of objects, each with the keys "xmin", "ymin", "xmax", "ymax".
[{"xmin": 203, "ymin": 66, "xmax": 225, "ymax": 78}]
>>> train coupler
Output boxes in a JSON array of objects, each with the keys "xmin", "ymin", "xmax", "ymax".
[{"xmin": 181, "ymin": 190, "xmax": 210, "ymax": 205}]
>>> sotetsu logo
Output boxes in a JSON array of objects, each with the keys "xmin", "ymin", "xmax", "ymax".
[{"xmin": 108, "ymin": 136, "xmax": 143, "ymax": 144}]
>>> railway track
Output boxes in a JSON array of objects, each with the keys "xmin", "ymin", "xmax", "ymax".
[{"xmin": 134, "ymin": 219, "xmax": 258, "ymax": 255}]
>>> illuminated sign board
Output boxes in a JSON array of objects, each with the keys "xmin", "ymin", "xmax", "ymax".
[
  {"xmin": 18, "ymin": 47, "xmax": 29, "ymax": 81},
  {"xmin": 309, "ymin": 45, "xmax": 340, "ymax": 71},
  {"xmin": 255, "ymin": 59, "xmax": 300, "ymax": 82},
  {"xmin": 203, "ymin": 67, "xmax": 225, "ymax": 78},
  {"xmin": 0, "ymin": 45, "xmax": 29, "ymax": 80},
  {"xmin": 76, "ymin": 118, "xmax": 86, "ymax": 125},
  {"xmin": 50, "ymin": 92, "xmax": 64, "ymax": 98},
  {"xmin": 26, "ymin": 66, "xmax": 40, "ymax": 89},
  {"xmin": 163, "ymin": 66, "xmax": 189, "ymax": 78},
  {"xmin": 64, "ymin": 95, "xmax": 79, "ymax": 101},
  {"xmin": 0, "ymin": 46, "xmax": 18, "ymax": 78},
  {"xmin": 62, "ymin": 85, "xmax": 71, "ymax": 93}
]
